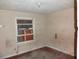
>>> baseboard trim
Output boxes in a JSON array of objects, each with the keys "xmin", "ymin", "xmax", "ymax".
[
  {"xmin": 46, "ymin": 45, "xmax": 74, "ymax": 56},
  {"xmin": 4, "ymin": 46, "xmax": 45, "ymax": 59},
  {"xmin": 4, "ymin": 45, "xmax": 74, "ymax": 58},
  {"xmin": 4, "ymin": 46, "xmax": 74, "ymax": 59}
]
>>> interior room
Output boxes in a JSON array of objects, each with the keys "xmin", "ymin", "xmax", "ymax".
[{"xmin": 0, "ymin": 0, "xmax": 76, "ymax": 59}]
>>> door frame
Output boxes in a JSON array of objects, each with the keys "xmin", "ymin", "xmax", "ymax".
[{"xmin": 74, "ymin": 0, "xmax": 77, "ymax": 59}]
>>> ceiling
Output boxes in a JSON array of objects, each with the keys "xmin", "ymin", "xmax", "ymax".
[{"xmin": 0, "ymin": 0, "xmax": 74, "ymax": 14}]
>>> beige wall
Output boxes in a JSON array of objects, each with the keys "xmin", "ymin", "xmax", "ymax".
[
  {"xmin": 0, "ymin": 8, "xmax": 74, "ymax": 58},
  {"xmin": 45, "ymin": 8, "xmax": 74, "ymax": 56},
  {"xmin": 0, "ymin": 10, "xmax": 47, "ymax": 57},
  {"xmin": 0, "ymin": 25, "xmax": 5, "ymax": 58}
]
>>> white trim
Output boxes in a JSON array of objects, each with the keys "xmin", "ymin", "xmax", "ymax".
[
  {"xmin": 14, "ymin": 17, "xmax": 35, "ymax": 59},
  {"xmin": 46, "ymin": 45, "xmax": 74, "ymax": 56},
  {"xmin": 4, "ymin": 45, "xmax": 74, "ymax": 58},
  {"xmin": 3, "ymin": 53, "xmax": 17, "ymax": 59},
  {"xmin": 15, "ymin": 17, "xmax": 33, "ymax": 20},
  {"xmin": 4, "ymin": 46, "xmax": 45, "ymax": 58},
  {"xmin": 17, "ymin": 46, "xmax": 44, "ymax": 55},
  {"xmin": 16, "ymin": 40, "xmax": 35, "ymax": 44},
  {"xmin": 15, "ymin": 17, "xmax": 34, "ymax": 43},
  {"xmin": 17, "ymin": 23, "xmax": 32, "ymax": 25}
]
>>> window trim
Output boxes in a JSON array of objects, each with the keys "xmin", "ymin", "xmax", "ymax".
[{"xmin": 15, "ymin": 17, "xmax": 35, "ymax": 43}]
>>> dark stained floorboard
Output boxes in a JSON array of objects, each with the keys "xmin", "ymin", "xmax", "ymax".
[{"xmin": 6, "ymin": 47, "xmax": 74, "ymax": 59}]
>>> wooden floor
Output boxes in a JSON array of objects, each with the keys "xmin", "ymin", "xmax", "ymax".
[{"xmin": 6, "ymin": 47, "xmax": 74, "ymax": 59}]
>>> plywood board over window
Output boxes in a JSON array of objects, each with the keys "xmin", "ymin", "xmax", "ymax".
[{"xmin": 16, "ymin": 19, "xmax": 33, "ymax": 42}]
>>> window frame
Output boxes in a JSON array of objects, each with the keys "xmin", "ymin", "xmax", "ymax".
[{"xmin": 15, "ymin": 17, "xmax": 34, "ymax": 43}]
